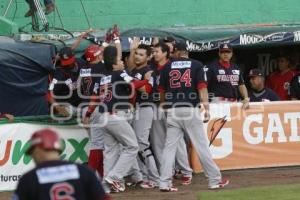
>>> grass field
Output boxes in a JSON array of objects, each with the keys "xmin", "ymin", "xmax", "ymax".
[{"xmin": 198, "ymin": 184, "xmax": 300, "ymax": 200}]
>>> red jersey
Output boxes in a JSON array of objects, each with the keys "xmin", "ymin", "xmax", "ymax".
[{"xmin": 266, "ymin": 70, "xmax": 297, "ymax": 100}]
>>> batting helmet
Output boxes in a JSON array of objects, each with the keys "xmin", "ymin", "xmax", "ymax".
[
  {"xmin": 26, "ymin": 129, "xmax": 62, "ymax": 155},
  {"xmin": 85, "ymin": 44, "xmax": 103, "ymax": 62}
]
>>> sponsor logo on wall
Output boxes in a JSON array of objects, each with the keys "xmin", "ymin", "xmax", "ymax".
[{"xmin": 186, "ymin": 40, "xmax": 215, "ymax": 51}]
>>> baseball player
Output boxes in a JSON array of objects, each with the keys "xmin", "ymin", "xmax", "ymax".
[
  {"xmin": 151, "ymin": 42, "xmax": 193, "ymax": 185},
  {"xmin": 83, "ymin": 44, "xmax": 153, "ymax": 192},
  {"xmin": 158, "ymin": 44, "xmax": 229, "ymax": 191},
  {"xmin": 79, "ymin": 44, "xmax": 106, "ymax": 178},
  {"xmin": 129, "ymin": 42, "xmax": 160, "ymax": 188},
  {"xmin": 248, "ymin": 68, "xmax": 280, "ymax": 102},
  {"xmin": 13, "ymin": 128, "xmax": 108, "ymax": 200},
  {"xmin": 48, "ymin": 47, "xmax": 87, "ymax": 117},
  {"xmin": 206, "ymin": 43, "xmax": 249, "ymax": 108}
]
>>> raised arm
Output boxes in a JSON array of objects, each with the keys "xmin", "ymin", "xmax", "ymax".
[
  {"xmin": 127, "ymin": 37, "xmax": 140, "ymax": 71},
  {"xmin": 71, "ymin": 29, "xmax": 94, "ymax": 50}
]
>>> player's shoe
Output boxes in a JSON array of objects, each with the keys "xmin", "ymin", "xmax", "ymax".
[
  {"xmin": 104, "ymin": 177, "xmax": 125, "ymax": 192},
  {"xmin": 139, "ymin": 181, "xmax": 159, "ymax": 189},
  {"xmin": 208, "ymin": 178, "xmax": 230, "ymax": 189},
  {"xmin": 181, "ymin": 175, "xmax": 192, "ymax": 185},
  {"xmin": 160, "ymin": 186, "xmax": 178, "ymax": 192}
]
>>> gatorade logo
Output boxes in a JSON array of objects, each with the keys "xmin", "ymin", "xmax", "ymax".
[{"xmin": 208, "ymin": 104, "xmax": 300, "ymax": 159}]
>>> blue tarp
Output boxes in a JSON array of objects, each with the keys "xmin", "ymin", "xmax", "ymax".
[
  {"xmin": 0, "ymin": 36, "xmax": 55, "ymax": 116},
  {"xmin": 71, "ymin": 25, "xmax": 300, "ymax": 52}
]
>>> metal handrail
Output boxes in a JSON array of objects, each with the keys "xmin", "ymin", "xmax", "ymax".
[
  {"xmin": 3, "ymin": 0, "xmax": 15, "ymax": 17},
  {"xmin": 33, "ymin": 0, "xmax": 49, "ymax": 31}
]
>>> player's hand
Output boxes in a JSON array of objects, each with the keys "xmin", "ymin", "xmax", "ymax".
[
  {"xmin": 112, "ymin": 59, "xmax": 125, "ymax": 71},
  {"xmin": 144, "ymin": 70, "xmax": 153, "ymax": 80},
  {"xmin": 4, "ymin": 114, "xmax": 14, "ymax": 123},
  {"xmin": 82, "ymin": 116, "xmax": 90, "ymax": 127},
  {"xmin": 55, "ymin": 105, "xmax": 70, "ymax": 117},
  {"xmin": 242, "ymin": 98, "xmax": 250, "ymax": 110},
  {"xmin": 112, "ymin": 24, "xmax": 120, "ymax": 39},
  {"xmin": 105, "ymin": 28, "xmax": 113, "ymax": 43},
  {"xmin": 130, "ymin": 37, "xmax": 140, "ymax": 51},
  {"xmin": 81, "ymin": 28, "xmax": 94, "ymax": 39},
  {"xmin": 203, "ymin": 110, "xmax": 210, "ymax": 123}
]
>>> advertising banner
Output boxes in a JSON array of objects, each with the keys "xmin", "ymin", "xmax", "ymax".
[
  {"xmin": 1, "ymin": 102, "xmax": 300, "ymax": 190},
  {"xmin": 191, "ymin": 101, "xmax": 300, "ymax": 172},
  {"xmin": 0, "ymin": 123, "xmax": 89, "ymax": 191}
]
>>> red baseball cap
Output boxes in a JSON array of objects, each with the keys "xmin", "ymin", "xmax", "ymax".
[
  {"xmin": 59, "ymin": 47, "xmax": 76, "ymax": 66},
  {"xmin": 26, "ymin": 129, "xmax": 62, "ymax": 155}
]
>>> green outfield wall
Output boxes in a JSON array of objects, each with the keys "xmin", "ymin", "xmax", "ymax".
[{"xmin": 1, "ymin": 0, "xmax": 300, "ymax": 32}]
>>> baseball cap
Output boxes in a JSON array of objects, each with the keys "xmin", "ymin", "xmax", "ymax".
[
  {"xmin": 249, "ymin": 68, "xmax": 264, "ymax": 77},
  {"xmin": 59, "ymin": 47, "xmax": 76, "ymax": 66},
  {"xmin": 163, "ymin": 36, "xmax": 176, "ymax": 43},
  {"xmin": 26, "ymin": 129, "xmax": 62, "ymax": 155},
  {"xmin": 219, "ymin": 43, "xmax": 232, "ymax": 52},
  {"xmin": 174, "ymin": 41, "xmax": 187, "ymax": 51}
]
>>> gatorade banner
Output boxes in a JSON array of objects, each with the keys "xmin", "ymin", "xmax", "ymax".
[
  {"xmin": 0, "ymin": 123, "xmax": 89, "ymax": 191},
  {"xmin": 191, "ymin": 101, "xmax": 300, "ymax": 172}
]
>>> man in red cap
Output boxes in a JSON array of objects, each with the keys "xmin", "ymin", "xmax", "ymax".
[
  {"xmin": 48, "ymin": 47, "xmax": 88, "ymax": 117},
  {"xmin": 80, "ymin": 44, "xmax": 106, "ymax": 179},
  {"xmin": 13, "ymin": 128, "xmax": 109, "ymax": 200}
]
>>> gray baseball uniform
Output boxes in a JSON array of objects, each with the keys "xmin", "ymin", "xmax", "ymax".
[
  {"xmin": 82, "ymin": 107, "xmax": 104, "ymax": 150},
  {"xmin": 131, "ymin": 66, "xmax": 160, "ymax": 184},
  {"xmin": 132, "ymin": 105, "xmax": 160, "ymax": 184},
  {"xmin": 150, "ymin": 108, "xmax": 193, "ymax": 177},
  {"xmin": 90, "ymin": 69, "xmax": 144, "ymax": 185},
  {"xmin": 101, "ymin": 111, "xmax": 139, "ymax": 182},
  {"xmin": 158, "ymin": 57, "xmax": 223, "ymax": 189},
  {"xmin": 159, "ymin": 108, "xmax": 221, "ymax": 188}
]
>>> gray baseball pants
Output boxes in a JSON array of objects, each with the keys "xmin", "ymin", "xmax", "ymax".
[
  {"xmin": 132, "ymin": 106, "xmax": 160, "ymax": 183},
  {"xmin": 100, "ymin": 111, "xmax": 139, "ymax": 182},
  {"xmin": 159, "ymin": 107, "xmax": 222, "ymax": 188},
  {"xmin": 151, "ymin": 107, "xmax": 193, "ymax": 177}
]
